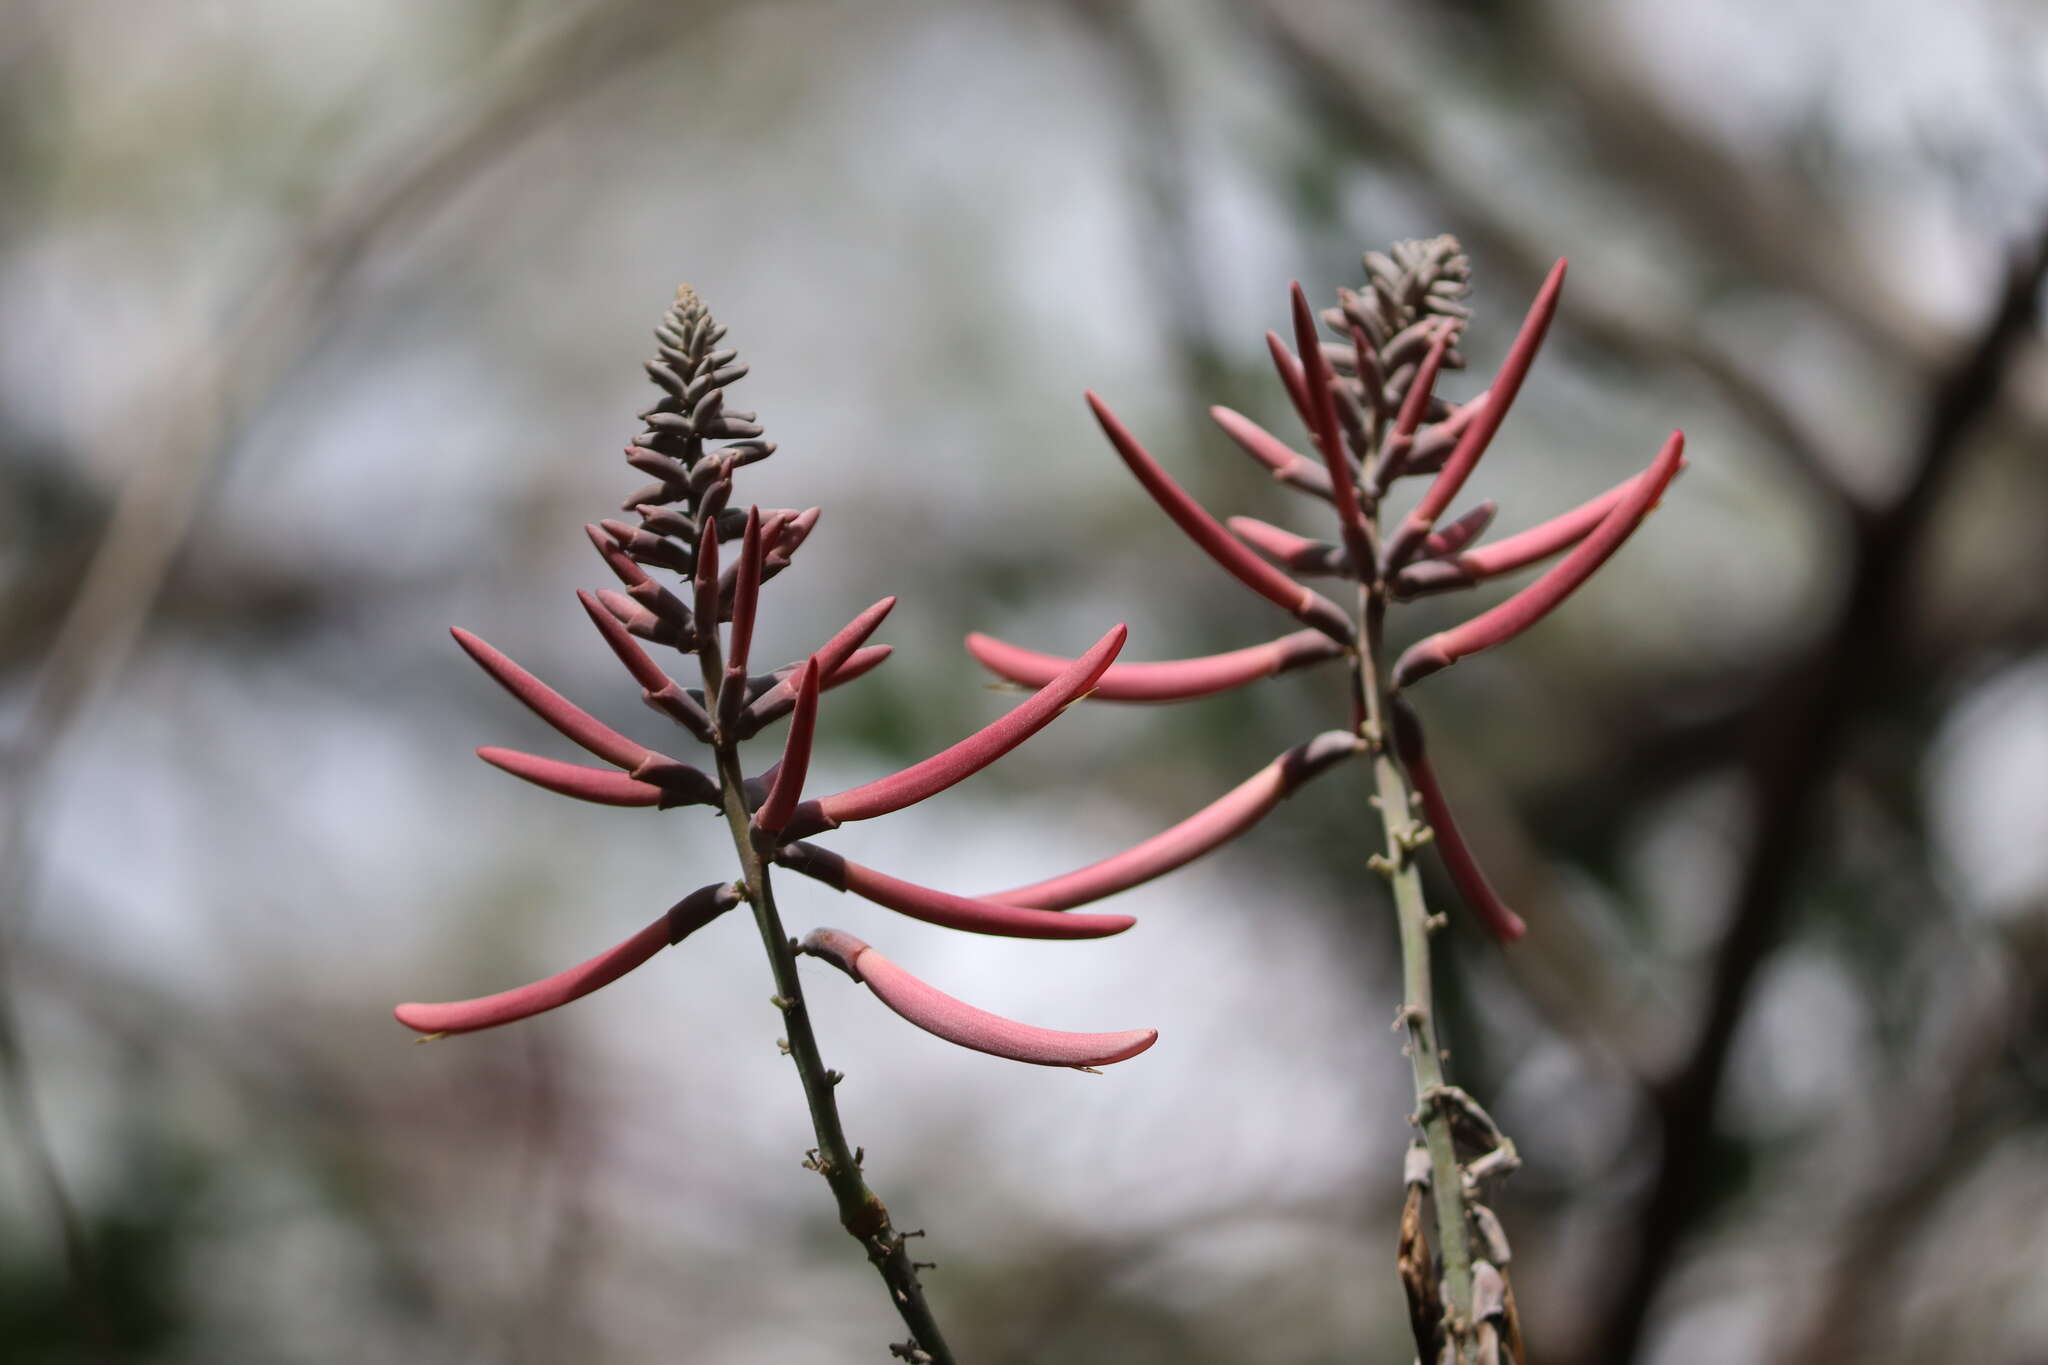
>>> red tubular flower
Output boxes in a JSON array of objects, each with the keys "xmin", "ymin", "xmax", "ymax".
[
  {"xmin": 776, "ymin": 842, "xmax": 1136, "ymax": 940},
  {"xmin": 1264, "ymin": 330, "xmax": 1316, "ymax": 434},
  {"xmin": 964, "ymin": 627, "xmax": 1340, "ymax": 703},
  {"xmin": 692, "ymin": 519, "xmax": 721, "ymax": 632},
  {"xmin": 740, "ymin": 596, "xmax": 897, "ymax": 735},
  {"xmin": 575, "ymin": 590, "xmax": 715, "ymax": 742},
  {"xmin": 1393, "ymin": 431, "xmax": 1685, "ymax": 689},
  {"xmin": 801, "ymin": 929, "xmax": 1156, "ymax": 1068},
  {"xmin": 727, "ymin": 507, "xmax": 765, "ymax": 674},
  {"xmin": 1389, "ymin": 701, "xmax": 1525, "ymax": 942},
  {"xmin": 987, "ymin": 730, "xmax": 1362, "ymax": 909},
  {"xmin": 1384, "ymin": 260, "xmax": 1568, "ymax": 567},
  {"xmin": 476, "ymin": 746, "xmax": 717, "ymax": 809},
  {"xmin": 395, "ymin": 881, "xmax": 739, "ymax": 1035},
  {"xmin": 751, "ymin": 658, "xmax": 819, "ymax": 833},
  {"xmin": 1396, "ymin": 473, "xmax": 1638, "ymax": 597},
  {"xmin": 1225, "ymin": 516, "xmax": 1348, "ymax": 576},
  {"xmin": 1089, "ymin": 392, "xmax": 1353, "ymax": 644},
  {"xmin": 1376, "ymin": 321, "xmax": 1457, "ymax": 483},
  {"xmin": 1208, "ymin": 406, "xmax": 1335, "ymax": 501},
  {"xmin": 451, "ymin": 628, "xmax": 672, "ymax": 773},
  {"xmin": 1290, "ymin": 283, "xmax": 1372, "ymax": 568},
  {"xmin": 1420, "ymin": 501, "xmax": 1498, "ymax": 559},
  {"xmin": 787, "ymin": 626, "xmax": 1127, "ymax": 835}
]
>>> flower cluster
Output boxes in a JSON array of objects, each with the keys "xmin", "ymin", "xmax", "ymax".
[
  {"xmin": 967, "ymin": 239, "xmax": 1685, "ymax": 943},
  {"xmin": 394, "ymin": 286, "xmax": 1157, "ymax": 1069}
]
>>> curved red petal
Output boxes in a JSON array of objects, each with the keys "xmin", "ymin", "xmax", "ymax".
[
  {"xmin": 394, "ymin": 883, "xmax": 737, "ymax": 1035},
  {"xmin": 1387, "ymin": 260, "xmax": 1567, "ymax": 564},
  {"xmin": 988, "ymin": 731, "xmax": 1361, "ymax": 909},
  {"xmin": 964, "ymin": 629, "xmax": 1339, "ymax": 703},
  {"xmin": 1090, "ymin": 393, "xmax": 1352, "ymax": 642},
  {"xmin": 801, "ymin": 930, "xmax": 1157, "ymax": 1068},
  {"xmin": 1394, "ymin": 431, "xmax": 1685, "ymax": 688},
  {"xmin": 452, "ymin": 629, "xmax": 655, "ymax": 772},
  {"xmin": 777, "ymin": 842, "xmax": 1135, "ymax": 939},
  {"xmin": 752, "ymin": 659, "xmax": 820, "ymax": 833}
]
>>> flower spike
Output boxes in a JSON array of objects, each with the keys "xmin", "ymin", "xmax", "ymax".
[
  {"xmin": 1389, "ymin": 701, "xmax": 1525, "ymax": 942},
  {"xmin": 1393, "ymin": 431, "xmax": 1685, "ymax": 689},
  {"xmin": 965, "ymin": 628, "xmax": 1341, "ymax": 703},
  {"xmin": 787, "ymin": 625, "xmax": 1127, "ymax": 834},
  {"xmin": 752, "ymin": 658, "xmax": 819, "ymax": 834},
  {"xmin": 776, "ymin": 842, "xmax": 1137, "ymax": 940},
  {"xmin": 989, "ymin": 731, "xmax": 1363, "ymax": 909},
  {"xmin": 395, "ymin": 881, "xmax": 740, "ymax": 1035},
  {"xmin": 1384, "ymin": 259, "xmax": 1567, "ymax": 567},
  {"xmin": 1088, "ymin": 392, "xmax": 1353, "ymax": 643},
  {"xmin": 800, "ymin": 929, "xmax": 1157, "ymax": 1068}
]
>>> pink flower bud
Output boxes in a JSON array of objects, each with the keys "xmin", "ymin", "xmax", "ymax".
[
  {"xmin": 1393, "ymin": 431, "xmax": 1685, "ymax": 689},
  {"xmin": 988, "ymin": 731, "xmax": 1361, "ymax": 909},
  {"xmin": 394, "ymin": 881, "xmax": 739, "ymax": 1035},
  {"xmin": 727, "ymin": 507, "xmax": 765, "ymax": 674},
  {"xmin": 1264, "ymin": 330, "xmax": 1316, "ymax": 434},
  {"xmin": 478, "ymin": 746, "xmax": 717, "ymax": 809},
  {"xmin": 799, "ymin": 930, "xmax": 1157, "ymax": 1068},
  {"xmin": 1421, "ymin": 501, "xmax": 1498, "ymax": 559},
  {"xmin": 692, "ymin": 518, "xmax": 721, "ymax": 633},
  {"xmin": 1225, "ymin": 517, "xmax": 1348, "ymax": 577},
  {"xmin": 787, "ymin": 625, "xmax": 1127, "ymax": 835},
  {"xmin": 776, "ymin": 842, "xmax": 1136, "ymax": 939},
  {"xmin": 1208, "ymin": 406, "xmax": 1334, "ymax": 501},
  {"xmin": 1291, "ymin": 285, "xmax": 1375, "ymax": 572},
  {"xmin": 1089, "ymin": 393, "xmax": 1353, "ymax": 643},
  {"xmin": 1385, "ymin": 260, "xmax": 1567, "ymax": 566},
  {"xmin": 451, "ymin": 628, "xmax": 658, "ymax": 773},
  {"xmin": 575, "ymin": 592, "xmax": 714, "ymax": 742},
  {"xmin": 964, "ymin": 628, "xmax": 1340, "ymax": 703},
  {"xmin": 752, "ymin": 659, "xmax": 819, "ymax": 834}
]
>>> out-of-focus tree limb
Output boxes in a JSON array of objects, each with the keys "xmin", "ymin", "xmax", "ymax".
[
  {"xmin": 0, "ymin": 0, "xmax": 699, "ymax": 1326},
  {"xmin": 1587, "ymin": 222, "xmax": 2048, "ymax": 1365}
]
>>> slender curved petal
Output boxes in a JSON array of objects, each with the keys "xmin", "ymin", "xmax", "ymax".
[
  {"xmin": 964, "ymin": 628, "xmax": 1340, "ymax": 703},
  {"xmin": 800, "ymin": 929, "xmax": 1156, "ymax": 1068},
  {"xmin": 1385, "ymin": 260, "xmax": 1567, "ymax": 566},
  {"xmin": 1291, "ymin": 284, "xmax": 1372, "ymax": 565},
  {"xmin": 452, "ymin": 629, "xmax": 660, "ymax": 772},
  {"xmin": 776, "ymin": 843, "xmax": 1136, "ymax": 939},
  {"xmin": 478, "ymin": 746, "xmax": 717, "ymax": 809},
  {"xmin": 395, "ymin": 883, "xmax": 739, "ymax": 1034},
  {"xmin": 988, "ymin": 731, "xmax": 1361, "ymax": 909},
  {"xmin": 752, "ymin": 659, "xmax": 819, "ymax": 833},
  {"xmin": 1089, "ymin": 393, "xmax": 1353, "ymax": 643},
  {"xmin": 1393, "ymin": 431, "xmax": 1685, "ymax": 688},
  {"xmin": 1264, "ymin": 330, "xmax": 1315, "ymax": 434},
  {"xmin": 1226, "ymin": 517, "xmax": 1348, "ymax": 576},
  {"xmin": 1208, "ymin": 406, "xmax": 1334, "ymax": 500},
  {"xmin": 1390, "ymin": 701, "xmax": 1525, "ymax": 942},
  {"xmin": 787, "ymin": 626, "xmax": 1126, "ymax": 834}
]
